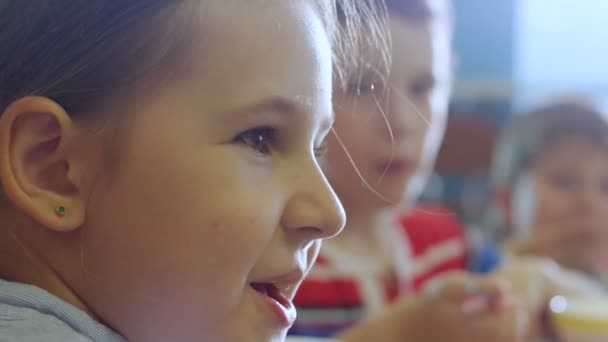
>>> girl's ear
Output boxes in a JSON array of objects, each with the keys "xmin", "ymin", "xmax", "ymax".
[{"xmin": 0, "ymin": 96, "xmax": 90, "ymax": 232}]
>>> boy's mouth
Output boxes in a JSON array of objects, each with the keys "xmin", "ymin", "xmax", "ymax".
[{"xmin": 377, "ymin": 159, "xmax": 412, "ymax": 176}]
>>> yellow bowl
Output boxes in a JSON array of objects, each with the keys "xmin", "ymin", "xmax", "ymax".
[{"xmin": 549, "ymin": 296, "xmax": 608, "ymax": 341}]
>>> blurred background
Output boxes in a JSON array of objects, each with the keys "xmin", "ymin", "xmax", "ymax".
[{"xmin": 419, "ymin": 0, "xmax": 608, "ymax": 227}]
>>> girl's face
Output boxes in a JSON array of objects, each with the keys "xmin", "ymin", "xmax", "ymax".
[
  {"xmin": 527, "ymin": 136, "xmax": 608, "ymax": 271},
  {"xmin": 71, "ymin": 1, "xmax": 344, "ymax": 341},
  {"xmin": 325, "ymin": 8, "xmax": 451, "ymax": 214}
]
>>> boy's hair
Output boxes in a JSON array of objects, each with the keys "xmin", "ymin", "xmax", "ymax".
[
  {"xmin": 491, "ymin": 102, "xmax": 608, "ymax": 190},
  {"xmin": 0, "ymin": 1, "xmax": 386, "ymax": 117}
]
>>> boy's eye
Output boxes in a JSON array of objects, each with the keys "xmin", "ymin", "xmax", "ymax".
[
  {"xmin": 548, "ymin": 172, "xmax": 578, "ymax": 191},
  {"xmin": 234, "ymin": 127, "xmax": 276, "ymax": 155},
  {"xmin": 600, "ymin": 180, "xmax": 608, "ymax": 197},
  {"xmin": 410, "ymin": 79, "xmax": 434, "ymax": 97},
  {"xmin": 350, "ymin": 82, "xmax": 376, "ymax": 95},
  {"xmin": 346, "ymin": 77, "xmax": 385, "ymax": 96}
]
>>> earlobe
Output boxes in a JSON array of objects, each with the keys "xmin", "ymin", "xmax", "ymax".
[{"xmin": 0, "ymin": 96, "xmax": 86, "ymax": 232}]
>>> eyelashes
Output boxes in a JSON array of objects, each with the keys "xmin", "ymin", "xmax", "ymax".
[
  {"xmin": 314, "ymin": 140, "xmax": 328, "ymax": 158},
  {"xmin": 233, "ymin": 126, "xmax": 328, "ymax": 159},
  {"xmin": 233, "ymin": 127, "xmax": 276, "ymax": 156}
]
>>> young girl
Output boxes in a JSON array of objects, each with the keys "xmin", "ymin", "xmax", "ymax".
[
  {"xmin": 489, "ymin": 102, "xmax": 608, "ymax": 279},
  {"xmin": 0, "ymin": 1, "xmax": 377, "ymax": 341},
  {"xmin": 292, "ymin": 1, "xmax": 604, "ymax": 340}
]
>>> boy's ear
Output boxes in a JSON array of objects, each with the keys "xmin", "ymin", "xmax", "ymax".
[{"xmin": 0, "ymin": 96, "xmax": 88, "ymax": 232}]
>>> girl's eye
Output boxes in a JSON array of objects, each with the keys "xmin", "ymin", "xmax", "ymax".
[
  {"xmin": 234, "ymin": 127, "xmax": 276, "ymax": 155},
  {"xmin": 314, "ymin": 140, "xmax": 329, "ymax": 159}
]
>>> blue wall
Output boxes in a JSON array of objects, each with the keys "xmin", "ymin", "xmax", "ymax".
[{"xmin": 452, "ymin": 0, "xmax": 516, "ymax": 82}]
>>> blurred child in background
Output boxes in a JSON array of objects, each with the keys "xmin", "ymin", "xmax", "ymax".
[{"xmin": 489, "ymin": 102, "xmax": 608, "ymax": 281}]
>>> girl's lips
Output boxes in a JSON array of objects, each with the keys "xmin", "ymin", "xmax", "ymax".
[{"xmin": 250, "ymin": 282, "xmax": 296, "ymax": 327}]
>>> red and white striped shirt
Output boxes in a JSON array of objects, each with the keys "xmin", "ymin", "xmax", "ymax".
[{"xmin": 291, "ymin": 205, "xmax": 468, "ymax": 337}]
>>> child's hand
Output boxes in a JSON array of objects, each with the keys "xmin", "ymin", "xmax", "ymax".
[
  {"xmin": 415, "ymin": 272, "xmax": 530, "ymax": 341},
  {"xmin": 495, "ymin": 255, "xmax": 605, "ymax": 307},
  {"xmin": 338, "ymin": 271, "xmax": 530, "ymax": 342},
  {"xmin": 493, "ymin": 255, "xmax": 605, "ymax": 337}
]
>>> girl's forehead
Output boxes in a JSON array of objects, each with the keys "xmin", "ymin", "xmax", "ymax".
[{"xmin": 163, "ymin": 1, "xmax": 333, "ymax": 117}]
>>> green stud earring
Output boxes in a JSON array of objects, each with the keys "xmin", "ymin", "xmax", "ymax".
[{"xmin": 55, "ymin": 206, "xmax": 66, "ymax": 217}]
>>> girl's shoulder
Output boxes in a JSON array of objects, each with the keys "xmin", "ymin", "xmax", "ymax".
[{"xmin": 0, "ymin": 279, "xmax": 123, "ymax": 342}]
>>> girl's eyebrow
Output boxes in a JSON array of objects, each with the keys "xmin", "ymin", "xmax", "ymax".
[
  {"xmin": 221, "ymin": 96, "xmax": 335, "ymax": 132},
  {"xmin": 220, "ymin": 97, "xmax": 298, "ymax": 119}
]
